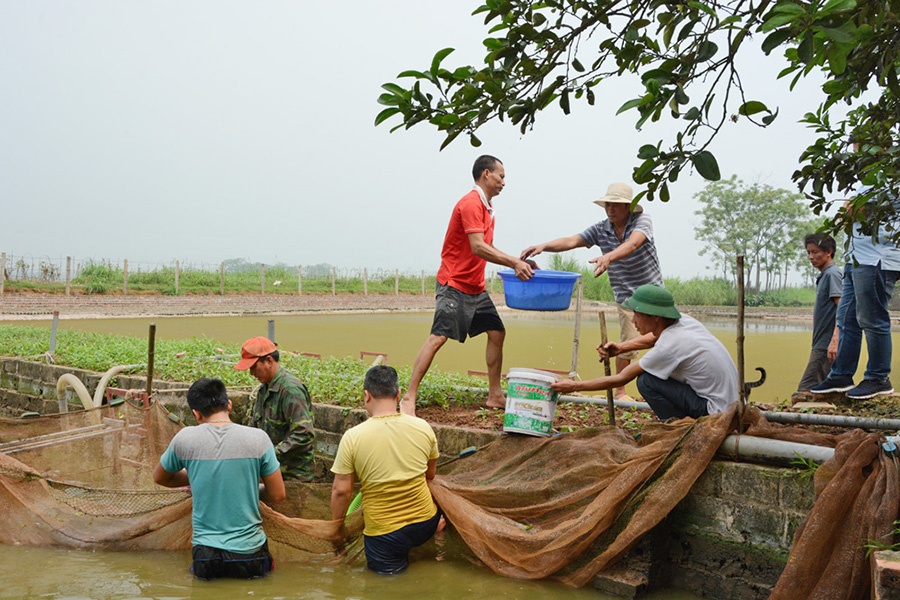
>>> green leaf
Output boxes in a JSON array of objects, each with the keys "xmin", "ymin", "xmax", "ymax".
[
  {"xmin": 696, "ymin": 41, "xmax": 718, "ymax": 62},
  {"xmin": 820, "ymin": 0, "xmax": 857, "ymax": 13},
  {"xmin": 616, "ymin": 98, "xmax": 643, "ymax": 115},
  {"xmin": 572, "ymin": 58, "xmax": 585, "ymax": 72},
  {"xmin": 430, "ymin": 48, "xmax": 455, "ymax": 74},
  {"xmin": 821, "ymin": 27, "xmax": 854, "ymax": 43},
  {"xmin": 761, "ymin": 108, "xmax": 779, "ymax": 125},
  {"xmin": 692, "ymin": 151, "xmax": 721, "ymax": 180},
  {"xmin": 374, "ymin": 107, "xmax": 400, "ymax": 126},
  {"xmin": 687, "ymin": 1, "xmax": 717, "ymax": 18},
  {"xmin": 738, "ymin": 101, "xmax": 770, "ymax": 116},
  {"xmin": 469, "ymin": 133, "xmax": 482, "ymax": 148},
  {"xmin": 397, "ymin": 69, "xmax": 427, "ymax": 79},
  {"xmin": 560, "ymin": 90, "xmax": 571, "ymax": 114},
  {"xmin": 761, "ymin": 29, "xmax": 793, "ymax": 54},
  {"xmin": 638, "ymin": 144, "xmax": 659, "ymax": 159}
]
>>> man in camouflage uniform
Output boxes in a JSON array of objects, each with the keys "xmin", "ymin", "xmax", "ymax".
[{"xmin": 235, "ymin": 336, "xmax": 315, "ymax": 481}]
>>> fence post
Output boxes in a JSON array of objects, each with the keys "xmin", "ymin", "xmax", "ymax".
[
  {"xmin": 267, "ymin": 319, "xmax": 275, "ymax": 342},
  {"xmin": 261, "ymin": 263, "xmax": 266, "ymax": 296},
  {"xmin": 65, "ymin": 256, "xmax": 71, "ymax": 296},
  {"xmin": 364, "ymin": 267, "xmax": 368, "ymax": 296},
  {"xmin": 49, "ymin": 311, "xmax": 60, "ymax": 355},
  {"xmin": 175, "ymin": 260, "xmax": 180, "ymax": 295},
  {"xmin": 332, "ymin": 267, "xmax": 336, "ymax": 296},
  {"xmin": 123, "ymin": 259, "xmax": 129, "ymax": 296},
  {"xmin": 0, "ymin": 252, "xmax": 5, "ymax": 296},
  {"xmin": 219, "ymin": 262, "xmax": 225, "ymax": 295},
  {"xmin": 298, "ymin": 264, "xmax": 302, "ymax": 296}
]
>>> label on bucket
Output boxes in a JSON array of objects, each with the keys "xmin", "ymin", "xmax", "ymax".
[{"xmin": 504, "ymin": 371, "xmax": 558, "ymax": 437}]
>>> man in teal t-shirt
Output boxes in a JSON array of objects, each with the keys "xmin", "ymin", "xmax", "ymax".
[{"xmin": 154, "ymin": 377, "xmax": 286, "ymax": 580}]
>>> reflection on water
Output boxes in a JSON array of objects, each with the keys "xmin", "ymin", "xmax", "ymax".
[
  {"xmin": 0, "ymin": 541, "xmax": 699, "ymax": 599},
  {"xmin": 6, "ymin": 311, "xmax": 900, "ymax": 404}
]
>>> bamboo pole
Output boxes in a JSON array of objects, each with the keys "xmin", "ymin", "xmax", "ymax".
[
  {"xmin": 65, "ymin": 256, "xmax": 71, "ymax": 296},
  {"xmin": 569, "ymin": 278, "xmax": 583, "ymax": 376},
  {"xmin": 598, "ymin": 311, "xmax": 616, "ymax": 426},
  {"xmin": 737, "ymin": 255, "xmax": 746, "ymax": 424},
  {"xmin": 146, "ymin": 323, "xmax": 156, "ymax": 399}
]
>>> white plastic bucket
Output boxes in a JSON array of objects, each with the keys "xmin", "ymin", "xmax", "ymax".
[{"xmin": 503, "ymin": 368, "xmax": 560, "ymax": 437}]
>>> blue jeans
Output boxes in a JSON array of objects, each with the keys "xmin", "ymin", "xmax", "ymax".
[
  {"xmin": 636, "ymin": 373, "xmax": 709, "ymax": 420},
  {"xmin": 830, "ymin": 262, "xmax": 899, "ymax": 381}
]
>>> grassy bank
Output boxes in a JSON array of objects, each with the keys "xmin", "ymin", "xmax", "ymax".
[{"xmin": 0, "ymin": 325, "xmax": 483, "ymax": 408}]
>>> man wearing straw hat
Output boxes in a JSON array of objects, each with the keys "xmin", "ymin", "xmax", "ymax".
[
  {"xmin": 521, "ymin": 182, "xmax": 664, "ymax": 401},
  {"xmin": 551, "ymin": 284, "xmax": 738, "ymax": 420}
]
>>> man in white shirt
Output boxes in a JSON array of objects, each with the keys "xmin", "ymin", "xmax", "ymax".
[{"xmin": 551, "ymin": 284, "xmax": 738, "ymax": 420}]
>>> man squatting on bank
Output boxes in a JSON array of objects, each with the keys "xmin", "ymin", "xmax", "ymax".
[
  {"xmin": 153, "ymin": 377, "xmax": 286, "ymax": 580},
  {"xmin": 552, "ymin": 284, "xmax": 739, "ymax": 421},
  {"xmin": 331, "ymin": 365, "xmax": 443, "ymax": 574}
]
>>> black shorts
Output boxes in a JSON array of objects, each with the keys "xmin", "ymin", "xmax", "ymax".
[
  {"xmin": 431, "ymin": 283, "xmax": 504, "ymax": 342},
  {"xmin": 191, "ymin": 542, "xmax": 274, "ymax": 580},
  {"xmin": 364, "ymin": 510, "xmax": 442, "ymax": 575}
]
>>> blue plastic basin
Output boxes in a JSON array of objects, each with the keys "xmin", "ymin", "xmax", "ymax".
[{"xmin": 498, "ymin": 269, "xmax": 581, "ymax": 311}]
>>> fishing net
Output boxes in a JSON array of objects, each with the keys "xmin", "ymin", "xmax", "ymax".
[
  {"xmin": 0, "ymin": 397, "xmax": 895, "ymax": 597},
  {"xmin": 430, "ymin": 404, "xmax": 899, "ymax": 598},
  {"xmin": 0, "ymin": 401, "xmax": 362, "ymax": 559}
]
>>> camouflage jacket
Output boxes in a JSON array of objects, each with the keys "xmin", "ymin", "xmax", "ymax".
[{"xmin": 248, "ymin": 367, "xmax": 315, "ymax": 481}]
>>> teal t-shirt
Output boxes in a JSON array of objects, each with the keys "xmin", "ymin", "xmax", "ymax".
[{"xmin": 160, "ymin": 423, "xmax": 279, "ymax": 553}]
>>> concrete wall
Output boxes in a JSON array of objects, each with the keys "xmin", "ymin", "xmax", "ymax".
[{"xmin": 0, "ymin": 357, "xmax": 810, "ymax": 597}]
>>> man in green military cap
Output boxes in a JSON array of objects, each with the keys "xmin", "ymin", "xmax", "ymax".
[
  {"xmin": 236, "ymin": 336, "xmax": 315, "ymax": 481},
  {"xmin": 551, "ymin": 284, "xmax": 738, "ymax": 420}
]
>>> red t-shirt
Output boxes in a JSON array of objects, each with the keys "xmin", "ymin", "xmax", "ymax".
[{"xmin": 436, "ymin": 189, "xmax": 495, "ymax": 295}]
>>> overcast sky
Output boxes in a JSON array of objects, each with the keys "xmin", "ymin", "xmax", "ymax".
[{"xmin": 1, "ymin": 1, "xmax": 837, "ymax": 280}]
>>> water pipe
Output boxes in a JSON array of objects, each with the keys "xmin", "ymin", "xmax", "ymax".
[
  {"xmin": 717, "ymin": 434, "xmax": 834, "ymax": 466},
  {"xmin": 558, "ymin": 394, "xmax": 900, "ymax": 432},
  {"xmin": 56, "ymin": 374, "xmax": 93, "ymax": 413},
  {"xmin": 93, "ymin": 364, "xmax": 144, "ymax": 407}
]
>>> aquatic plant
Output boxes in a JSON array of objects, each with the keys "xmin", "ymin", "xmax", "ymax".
[{"xmin": 0, "ymin": 325, "xmax": 486, "ymax": 408}]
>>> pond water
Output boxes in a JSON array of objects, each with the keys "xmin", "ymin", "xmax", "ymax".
[
  {"xmin": 0, "ymin": 538, "xmax": 698, "ymax": 599},
  {"xmin": 6, "ymin": 311, "xmax": 899, "ymax": 403}
]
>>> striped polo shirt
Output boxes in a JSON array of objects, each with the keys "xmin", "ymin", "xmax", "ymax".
[{"xmin": 579, "ymin": 212, "xmax": 664, "ymax": 303}]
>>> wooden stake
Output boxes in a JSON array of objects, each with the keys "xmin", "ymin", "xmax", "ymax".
[
  {"xmin": 599, "ymin": 311, "xmax": 616, "ymax": 427},
  {"xmin": 146, "ymin": 323, "xmax": 156, "ymax": 401},
  {"xmin": 737, "ymin": 255, "xmax": 746, "ymax": 424}
]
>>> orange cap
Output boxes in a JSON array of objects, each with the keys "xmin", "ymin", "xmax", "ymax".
[{"xmin": 234, "ymin": 336, "xmax": 277, "ymax": 370}]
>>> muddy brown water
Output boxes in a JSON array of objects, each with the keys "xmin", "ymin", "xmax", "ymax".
[
  {"xmin": 7, "ymin": 311, "xmax": 897, "ymax": 403},
  {"xmin": 0, "ymin": 532, "xmax": 702, "ymax": 599}
]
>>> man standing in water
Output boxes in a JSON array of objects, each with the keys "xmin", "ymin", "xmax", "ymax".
[
  {"xmin": 154, "ymin": 377, "xmax": 285, "ymax": 580},
  {"xmin": 331, "ymin": 365, "xmax": 442, "ymax": 574},
  {"xmin": 401, "ymin": 155, "xmax": 536, "ymax": 416},
  {"xmin": 235, "ymin": 336, "xmax": 316, "ymax": 481},
  {"xmin": 521, "ymin": 182, "xmax": 663, "ymax": 401}
]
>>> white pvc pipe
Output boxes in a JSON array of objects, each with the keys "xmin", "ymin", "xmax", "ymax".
[
  {"xmin": 56, "ymin": 374, "xmax": 94, "ymax": 413},
  {"xmin": 718, "ymin": 434, "xmax": 834, "ymax": 465},
  {"xmin": 93, "ymin": 364, "xmax": 143, "ymax": 408}
]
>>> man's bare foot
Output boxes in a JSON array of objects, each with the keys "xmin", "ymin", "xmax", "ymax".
[
  {"xmin": 485, "ymin": 394, "xmax": 506, "ymax": 410},
  {"xmin": 399, "ymin": 396, "xmax": 417, "ymax": 416}
]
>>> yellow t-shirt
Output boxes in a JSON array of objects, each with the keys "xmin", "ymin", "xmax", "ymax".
[{"xmin": 332, "ymin": 413, "xmax": 439, "ymax": 536}]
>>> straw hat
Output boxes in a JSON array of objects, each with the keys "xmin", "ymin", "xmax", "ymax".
[{"xmin": 593, "ymin": 182, "xmax": 642, "ymax": 213}]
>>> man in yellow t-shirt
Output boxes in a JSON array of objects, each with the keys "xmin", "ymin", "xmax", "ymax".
[{"xmin": 330, "ymin": 365, "xmax": 442, "ymax": 574}]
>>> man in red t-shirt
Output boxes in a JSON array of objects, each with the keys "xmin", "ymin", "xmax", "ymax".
[{"xmin": 401, "ymin": 155, "xmax": 536, "ymax": 416}]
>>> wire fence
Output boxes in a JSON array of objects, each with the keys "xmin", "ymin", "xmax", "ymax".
[{"xmin": 0, "ymin": 252, "xmax": 509, "ymax": 297}]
